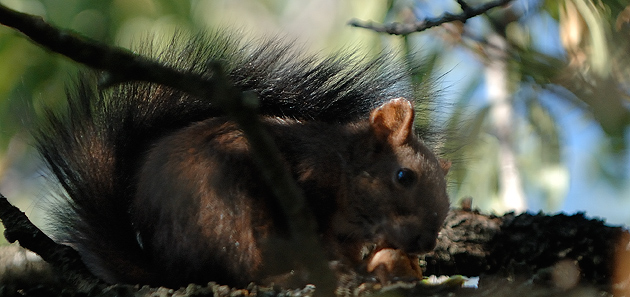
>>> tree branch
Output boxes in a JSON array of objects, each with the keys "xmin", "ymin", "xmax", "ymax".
[
  {"xmin": 0, "ymin": 193, "xmax": 103, "ymax": 292},
  {"xmin": 348, "ymin": 0, "xmax": 514, "ymax": 36}
]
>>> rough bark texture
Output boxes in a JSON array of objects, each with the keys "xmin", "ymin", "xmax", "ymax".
[
  {"xmin": 1, "ymin": 207, "xmax": 627, "ymax": 296},
  {"xmin": 423, "ymin": 208, "xmax": 623, "ymax": 286}
]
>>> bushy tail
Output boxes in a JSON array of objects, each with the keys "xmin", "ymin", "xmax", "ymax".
[{"xmin": 35, "ymin": 31, "xmax": 416, "ymax": 284}]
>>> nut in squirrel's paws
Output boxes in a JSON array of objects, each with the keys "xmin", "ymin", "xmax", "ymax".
[{"xmin": 366, "ymin": 248, "xmax": 422, "ymax": 284}]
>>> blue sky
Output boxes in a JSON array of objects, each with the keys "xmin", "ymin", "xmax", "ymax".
[{"xmin": 414, "ymin": 0, "xmax": 630, "ymax": 225}]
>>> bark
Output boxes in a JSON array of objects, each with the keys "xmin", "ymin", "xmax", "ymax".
[
  {"xmin": 0, "ymin": 207, "xmax": 626, "ymax": 296},
  {"xmin": 423, "ymin": 208, "xmax": 624, "ymax": 287}
]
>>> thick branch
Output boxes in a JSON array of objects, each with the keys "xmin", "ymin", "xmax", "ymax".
[
  {"xmin": 421, "ymin": 209, "xmax": 626, "ymax": 288},
  {"xmin": 348, "ymin": 0, "xmax": 513, "ymax": 36}
]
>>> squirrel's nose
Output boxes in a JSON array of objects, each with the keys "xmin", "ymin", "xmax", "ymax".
[{"xmin": 382, "ymin": 221, "xmax": 439, "ymax": 253}]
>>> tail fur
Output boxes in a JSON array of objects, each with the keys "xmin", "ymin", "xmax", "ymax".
[{"xmin": 35, "ymin": 32, "xmax": 418, "ymax": 284}]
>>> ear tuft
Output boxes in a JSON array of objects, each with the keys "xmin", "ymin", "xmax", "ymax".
[
  {"xmin": 369, "ymin": 98, "xmax": 415, "ymax": 146},
  {"xmin": 439, "ymin": 159, "xmax": 451, "ymax": 175}
]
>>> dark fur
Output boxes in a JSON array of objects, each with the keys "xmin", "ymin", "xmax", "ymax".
[{"xmin": 35, "ymin": 32, "xmax": 448, "ymax": 288}]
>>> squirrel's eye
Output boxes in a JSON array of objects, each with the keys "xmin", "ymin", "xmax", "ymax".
[{"xmin": 395, "ymin": 168, "xmax": 416, "ymax": 187}]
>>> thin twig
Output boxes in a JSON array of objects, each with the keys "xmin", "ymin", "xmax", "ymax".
[
  {"xmin": 456, "ymin": 0, "xmax": 473, "ymax": 14},
  {"xmin": 0, "ymin": 3, "xmax": 335, "ymax": 294},
  {"xmin": 348, "ymin": 0, "xmax": 514, "ymax": 36},
  {"xmin": 0, "ymin": 193, "xmax": 103, "ymax": 291}
]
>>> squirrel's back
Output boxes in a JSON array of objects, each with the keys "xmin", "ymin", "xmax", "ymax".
[{"xmin": 36, "ymin": 32, "xmax": 449, "ymax": 288}]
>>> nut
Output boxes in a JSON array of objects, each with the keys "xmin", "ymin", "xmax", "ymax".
[{"xmin": 366, "ymin": 248, "xmax": 422, "ymax": 283}]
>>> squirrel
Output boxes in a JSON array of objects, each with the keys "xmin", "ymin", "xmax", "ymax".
[{"xmin": 34, "ymin": 32, "xmax": 450, "ymax": 288}]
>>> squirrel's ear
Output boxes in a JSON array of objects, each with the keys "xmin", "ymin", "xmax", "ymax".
[
  {"xmin": 369, "ymin": 98, "xmax": 415, "ymax": 146},
  {"xmin": 439, "ymin": 159, "xmax": 451, "ymax": 175}
]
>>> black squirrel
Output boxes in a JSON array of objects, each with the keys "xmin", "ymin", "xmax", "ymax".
[{"xmin": 35, "ymin": 33, "xmax": 450, "ymax": 288}]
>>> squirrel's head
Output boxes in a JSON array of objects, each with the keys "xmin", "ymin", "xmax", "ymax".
[{"xmin": 332, "ymin": 98, "xmax": 450, "ymax": 258}]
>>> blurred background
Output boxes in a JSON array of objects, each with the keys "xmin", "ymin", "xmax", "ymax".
[{"xmin": 0, "ymin": 0, "xmax": 628, "ymax": 239}]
